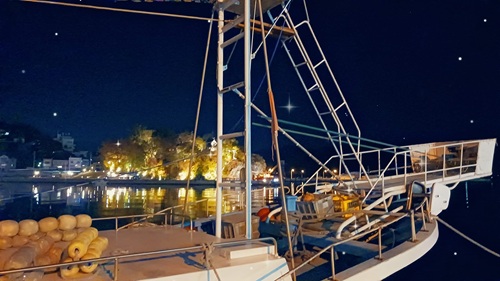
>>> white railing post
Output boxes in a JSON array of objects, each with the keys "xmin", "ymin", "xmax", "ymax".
[
  {"xmin": 331, "ymin": 246, "xmax": 336, "ymax": 280},
  {"xmin": 377, "ymin": 227, "xmax": 383, "ymax": 260},
  {"xmin": 410, "ymin": 210, "xmax": 416, "ymax": 242}
]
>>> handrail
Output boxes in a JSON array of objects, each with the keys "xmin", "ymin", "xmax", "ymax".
[
  {"xmin": 295, "ymin": 144, "xmax": 410, "ymax": 195},
  {"xmin": 294, "ymin": 155, "xmax": 337, "ymax": 195},
  {"xmin": 361, "ymin": 140, "xmax": 482, "ymax": 203},
  {"xmin": 335, "ymin": 190, "xmax": 405, "ymax": 239},
  {"xmin": 0, "ymin": 237, "xmax": 279, "ymax": 281},
  {"xmin": 277, "ymin": 195, "xmax": 430, "ymax": 281},
  {"xmin": 295, "ymin": 140, "xmax": 482, "ymax": 242},
  {"xmin": 296, "ymin": 139, "xmax": 482, "ymax": 198}
]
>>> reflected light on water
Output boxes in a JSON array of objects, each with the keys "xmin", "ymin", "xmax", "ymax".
[
  {"xmin": 1, "ymin": 183, "xmax": 280, "ymax": 221},
  {"xmin": 32, "ymin": 185, "xmax": 39, "ymax": 204}
]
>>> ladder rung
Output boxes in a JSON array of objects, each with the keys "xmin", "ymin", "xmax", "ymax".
[
  {"xmin": 313, "ymin": 59, "xmax": 325, "ymax": 69},
  {"xmin": 219, "ymin": 182, "xmax": 245, "ymax": 188},
  {"xmin": 219, "ymin": 81, "xmax": 245, "ymax": 94},
  {"xmin": 293, "ymin": 61, "xmax": 307, "ymax": 68},
  {"xmin": 334, "ymin": 102, "xmax": 346, "ymax": 112},
  {"xmin": 221, "ymin": 32, "xmax": 244, "ymax": 49},
  {"xmin": 222, "ymin": 16, "xmax": 244, "ymax": 33},
  {"xmin": 220, "ymin": 132, "xmax": 245, "ymax": 140},
  {"xmin": 307, "ymin": 84, "xmax": 319, "ymax": 92}
]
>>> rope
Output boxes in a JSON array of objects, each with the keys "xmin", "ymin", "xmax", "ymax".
[
  {"xmin": 181, "ymin": 11, "xmax": 215, "ymax": 222},
  {"xmin": 201, "ymin": 243, "xmax": 221, "ymax": 281},
  {"xmin": 22, "ymin": 0, "xmax": 220, "ymax": 22},
  {"xmin": 208, "ymin": 260, "xmax": 221, "ymax": 281},
  {"xmin": 229, "ymin": 1, "xmax": 290, "ymax": 133},
  {"xmin": 231, "ymin": 1, "xmax": 292, "ymax": 131},
  {"xmin": 435, "ymin": 216, "xmax": 500, "ymax": 258},
  {"xmin": 257, "ymin": 1, "xmax": 295, "ymax": 279},
  {"xmin": 224, "ymin": 32, "xmax": 240, "ymax": 68}
]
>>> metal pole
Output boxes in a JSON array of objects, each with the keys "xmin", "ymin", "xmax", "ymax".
[
  {"xmin": 113, "ymin": 258, "xmax": 119, "ymax": 281},
  {"xmin": 410, "ymin": 210, "xmax": 416, "ymax": 242},
  {"xmin": 377, "ymin": 227, "xmax": 383, "ymax": 259},
  {"xmin": 421, "ymin": 205, "xmax": 427, "ymax": 231},
  {"xmin": 330, "ymin": 246, "xmax": 336, "ymax": 280},
  {"xmin": 244, "ymin": 0, "xmax": 252, "ymax": 239},
  {"xmin": 215, "ymin": 7, "xmax": 224, "ymax": 239}
]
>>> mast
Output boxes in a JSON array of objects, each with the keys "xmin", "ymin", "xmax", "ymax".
[
  {"xmin": 243, "ymin": 0, "xmax": 253, "ymax": 240},
  {"xmin": 214, "ymin": 0, "xmax": 254, "ymax": 239},
  {"xmin": 215, "ymin": 7, "xmax": 224, "ymax": 238}
]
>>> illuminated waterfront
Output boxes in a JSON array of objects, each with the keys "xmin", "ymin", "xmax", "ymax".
[{"xmin": 0, "ymin": 180, "xmax": 278, "ymax": 227}]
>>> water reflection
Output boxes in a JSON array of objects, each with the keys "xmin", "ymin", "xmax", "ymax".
[{"xmin": 0, "ymin": 182, "xmax": 278, "ymax": 222}]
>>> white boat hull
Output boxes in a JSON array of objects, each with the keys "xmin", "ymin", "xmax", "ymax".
[{"xmin": 336, "ymin": 220, "xmax": 439, "ymax": 281}]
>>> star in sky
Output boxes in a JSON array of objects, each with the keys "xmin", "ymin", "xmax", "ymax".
[{"xmin": 280, "ymin": 96, "xmax": 297, "ymax": 114}]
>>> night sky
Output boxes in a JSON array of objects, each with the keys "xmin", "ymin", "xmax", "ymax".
[{"xmin": 1, "ymin": 0, "xmax": 499, "ymax": 168}]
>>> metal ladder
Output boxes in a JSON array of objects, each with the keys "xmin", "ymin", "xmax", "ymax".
[
  {"xmin": 245, "ymin": 1, "xmax": 374, "ymax": 193},
  {"xmin": 213, "ymin": 0, "xmax": 285, "ymax": 239}
]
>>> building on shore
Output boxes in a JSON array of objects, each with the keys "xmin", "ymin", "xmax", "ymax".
[
  {"xmin": 0, "ymin": 155, "xmax": 16, "ymax": 171},
  {"xmin": 54, "ymin": 132, "xmax": 75, "ymax": 152}
]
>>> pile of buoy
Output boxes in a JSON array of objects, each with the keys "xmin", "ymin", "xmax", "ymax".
[{"xmin": 0, "ymin": 214, "xmax": 107, "ymax": 280}]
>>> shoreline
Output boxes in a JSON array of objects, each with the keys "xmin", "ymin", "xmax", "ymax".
[{"xmin": 0, "ymin": 176, "xmax": 217, "ymax": 186}]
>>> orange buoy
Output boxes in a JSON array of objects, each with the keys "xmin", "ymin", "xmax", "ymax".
[{"xmin": 257, "ymin": 208, "xmax": 271, "ymax": 222}]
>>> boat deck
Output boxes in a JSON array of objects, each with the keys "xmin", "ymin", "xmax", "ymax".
[{"xmin": 39, "ymin": 225, "xmax": 288, "ymax": 281}]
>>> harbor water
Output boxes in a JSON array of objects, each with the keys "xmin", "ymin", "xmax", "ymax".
[{"xmin": 388, "ymin": 177, "xmax": 500, "ymax": 281}]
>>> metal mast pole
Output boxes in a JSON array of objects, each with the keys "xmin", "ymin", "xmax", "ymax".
[
  {"xmin": 244, "ymin": 0, "xmax": 252, "ymax": 239},
  {"xmin": 215, "ymin": 7, "xmax": 224, "ymax": 238}
]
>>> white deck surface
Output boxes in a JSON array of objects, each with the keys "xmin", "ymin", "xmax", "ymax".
[{"xmin": 39, "ymin": 225, "xmax": 287, "ymax": 281}]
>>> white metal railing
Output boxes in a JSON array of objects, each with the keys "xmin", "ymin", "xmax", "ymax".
[
  {"xmin": 291, "ymin": 139, "xmax": 487, "ymax": 238},
  {"xmin": 277, "ymin": 196, "xmax": 431, "ymax": 280},
  {"xmin": 293, "ymin": 145, "xmax": 409, "ymax": 196},
  {"xmin": 358, "ymin": 140, "xmax": 483, "ymax": 206},
  {"xmin": 0, "ymin": 237, "xmax": 278, "ymax": 281},
  {"xmin": 295, "ymin": 139, "xmax": 485, "ymax": 198}
]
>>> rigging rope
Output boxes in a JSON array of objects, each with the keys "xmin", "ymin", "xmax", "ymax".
[
  {"xmin": 435, "ymin": 216, "xmax": 500, "ymax": 258},
  {"xmin": 22, "ymin": 0, "xmax": 220, "ymax": 22},
  {"xmin": 181, "ymin": 11, "xmax": 215, "ymax": 221},
  {"xmin": 257, "ymin": 0, "xmax": 295, "ymax": 278},
  {"xmin": 229, "ymin": 1, "xmax": 291, "ymax": 133},
  {"xmin": 225, "ymin": 32, "xmax": 240, "ymax": 69}
]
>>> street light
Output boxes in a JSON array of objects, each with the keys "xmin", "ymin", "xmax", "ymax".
[
  {"xmin": 291, "ymin": 168, "xmax": 295, "ymax": 179},
  {"xmin": 322, "ymin": 169, "xmax": 326, "ymax": 178},
  {"xmin": 301, "ymin": 169, "xmax": 304, "ymax": 178}
]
